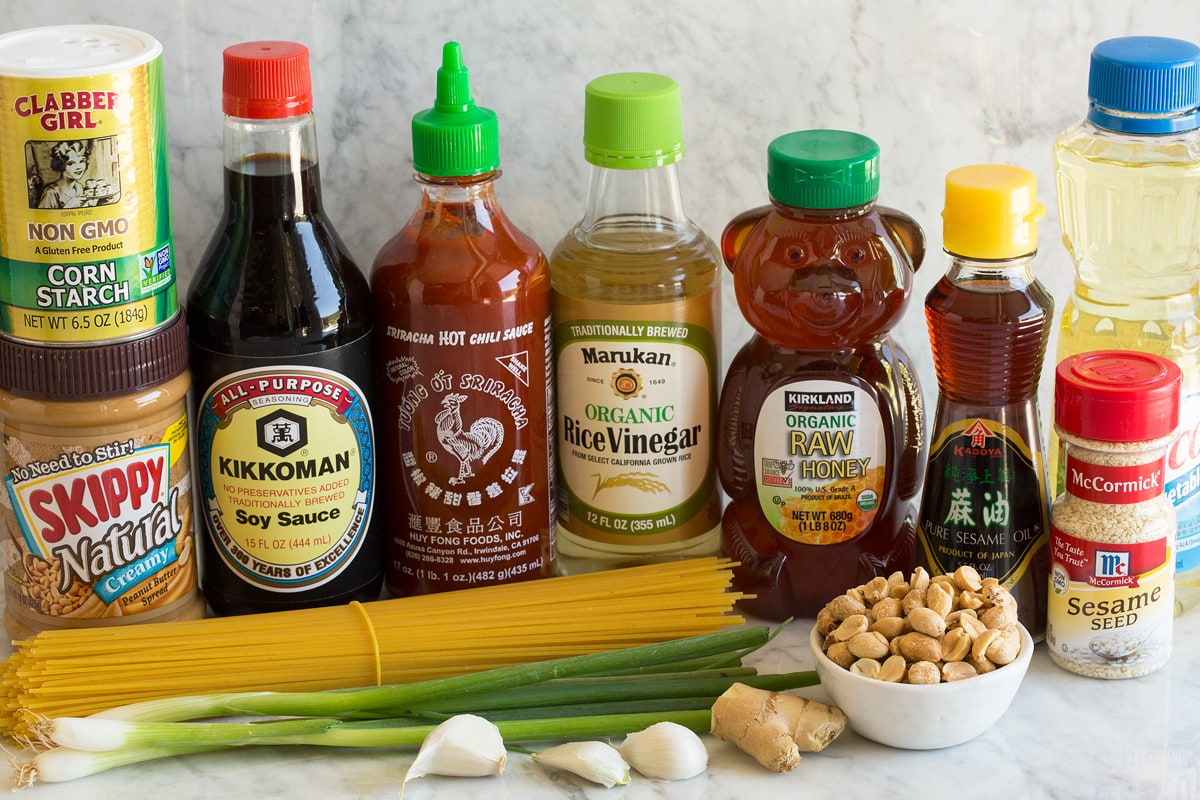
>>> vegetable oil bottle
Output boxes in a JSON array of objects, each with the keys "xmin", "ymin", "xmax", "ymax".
[
  {"xmin": 1051, "ymin": 36, "xmax": 1200, "ymax": 615},
  {"xmin": 917, "ymin": 164, "xmax": 1053, "ymax": 640},
  {"xmin": 550, "ymin": 72, "xmax": 722, "ymax": 574}
]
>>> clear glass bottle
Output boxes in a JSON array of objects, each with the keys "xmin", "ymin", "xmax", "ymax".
[
  {"xmin": 917, "ymin": 164, "xmax": 1053, "ymax": 640},
  {"xmin": 372, "ymin": 43, "xmax": 555, "ymax": 596},
  {"xmin": 550, "ymin": 72, "xmax": 722, "ymax": 574},
  {"xmin": 187, "ymin": 41, "xmax": 381, "ymax": 615},
  {"xmin": 1051, "ymin": 36, "xmax": 1200, "ymax": 615}
]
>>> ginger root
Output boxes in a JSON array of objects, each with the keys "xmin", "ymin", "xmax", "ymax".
[{"xmin": 710, "ymin": 682, "xmax": 846, "ymax": 772}]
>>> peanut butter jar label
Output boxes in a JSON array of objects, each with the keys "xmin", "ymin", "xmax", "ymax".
[
  {"xmin": 0, "ymin": 27, "xmax": 176, "ymax": 344},
  {"xmin": 1, "ymin": 412, "xmax": 196, "ymax": 627}
]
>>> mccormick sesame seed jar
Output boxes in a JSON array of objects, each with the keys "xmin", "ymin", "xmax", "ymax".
[
  {"xmin": 1047, "ymin": 350, "xmax": 1180, "ymax": 678},
  {"xmin": 0, "ymin": 315, "xmax": 204, "ymax": 637}
]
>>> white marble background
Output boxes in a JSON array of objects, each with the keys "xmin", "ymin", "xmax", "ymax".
[{"xmin": 8, "ymin": 0, "xmax": 1200, "ymax": 419}]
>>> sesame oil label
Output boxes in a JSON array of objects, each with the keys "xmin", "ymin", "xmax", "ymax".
[
  {"xmin": 754, "ymin": 381, "xmax": 885, "ymax": 545},
  {"xmin": 196, "ymin": 366, "xmax": 374, "ymax": 592},
  {"xmin": 554, "ymin": 314, "xmax": 718, "ymax": 543}
]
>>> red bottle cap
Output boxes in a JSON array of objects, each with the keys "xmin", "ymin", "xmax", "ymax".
[
  {"xmin": 1055, "ymin": 350, "xmax": 1181, "ymax": 442},
  {"xmin": 222, "ymin": 40, "xmax": 313, "ymax": 119}
]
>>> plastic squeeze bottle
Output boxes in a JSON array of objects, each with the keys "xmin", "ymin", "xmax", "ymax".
[
  {"xmin": 372, "ymin": 43, "xmax": 555, "ymax": 596},
  {"xmin": 1052, "ymin": 36, "xmax": 1200, "ymax": 615},
  {"xmin": 917, "ymin": 164, "xmax": 1054, "ymax": 640},
  {"xmin": 718, "ymin": 129, "xmax": 927, "ymax": 620},
  {"xmin": 550, "ymin": 72, "xmax": 722, "ymax": 574},
  {"xmin": 187, "ymin": 41, "xmax": 381, "ymax": 614}
]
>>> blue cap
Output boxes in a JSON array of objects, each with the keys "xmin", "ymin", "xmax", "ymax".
[{"xmin": 1087, "ymin": 36, "xmax": 1200, "ymax": 133}]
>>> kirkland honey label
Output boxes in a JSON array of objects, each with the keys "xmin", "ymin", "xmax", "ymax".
[
  {"xmin": 196, "ymin": 366, "xmax": 375, "ymax": 592},
  {"xmin": 0, "ymin": 27, "xmax": 176, "ymax": 344},
  {"xmin": 1, "ymin": 413, "xmax": 196, "ymax": 626},
  {"xmin": 554, "ymin": 307, "xmax": 719, "ymax": 545},
  {"xmin": 754, "ymin": 381, "xmax": 885, "ymax": 544}
]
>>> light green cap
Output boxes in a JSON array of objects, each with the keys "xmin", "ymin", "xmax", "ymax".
[
  {"xmin": 583, "ymin": 72, "xmax": 685, "ymax": 170},
  {"xmin": 412, "ymin": 42, "xmax": 498, "ymax": 176},
  {"xmin": 767, "ymin": 129, "xmax": 881, "ymax": 209}
]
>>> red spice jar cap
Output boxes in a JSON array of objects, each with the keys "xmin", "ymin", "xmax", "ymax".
[
  {"xmin": 222, "ymin": 40, "xmax": 313, "ymax": 119},
  {"xmin": 1055, "ymin": 350, "xmax": 1181, "ymax": 442}
]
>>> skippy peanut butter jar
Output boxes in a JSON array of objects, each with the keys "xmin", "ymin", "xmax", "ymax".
[{"xmin": 0, "ymin": 315, "xmax": 204, "ymax": 637}]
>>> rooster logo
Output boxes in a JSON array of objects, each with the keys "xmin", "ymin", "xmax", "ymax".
[{"xmin": 434, "ymin": 393, "xmax": 505, "ymax": 485}]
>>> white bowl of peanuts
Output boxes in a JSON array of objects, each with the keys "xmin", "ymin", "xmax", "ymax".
[{"xmin": 808, "ymin": 565, "xmax": 1033, "ymax": 750}]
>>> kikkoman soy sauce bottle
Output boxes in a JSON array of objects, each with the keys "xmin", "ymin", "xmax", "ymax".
[
  {"xmin": 550, "ymin": 72, "xmax": 722, "ymax": 573},
  {"xmin": 187, "ymin": 42, "xmax": 382, "ymax": 614},
  {"xmin": 372, "ymin": 43, "xmax": 556, "ymax": 595},
  {"xmin": 718, "ymin": 130, "xmax": 927, "ymax": 620}
]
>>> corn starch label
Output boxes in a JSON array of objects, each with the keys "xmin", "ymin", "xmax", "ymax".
[
  {"xmin": 755, "ymin": 381, "xmax": 885, "ymax": 544},
  {"xmin": 554, "ymin": 298, "xmax": 720, "ymax": 544},
  {"xmin": 196, "ymin": 366, "xmax": 375, "ymax": 592},
  {"xmin": 0, "ymin": 26, "xmax": 176, "ymax": 344}
]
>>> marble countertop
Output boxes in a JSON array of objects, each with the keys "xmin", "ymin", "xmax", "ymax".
[{"xmin": 3, "ymin": 608, "xmax": 1197, "ymax": 799}]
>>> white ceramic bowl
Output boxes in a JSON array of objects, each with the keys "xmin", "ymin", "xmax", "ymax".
[{"xmin": 809, "ymin": 622, "xmax": 1033, "ymax": 750}]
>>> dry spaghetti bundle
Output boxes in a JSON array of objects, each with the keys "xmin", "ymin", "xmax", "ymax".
[{"xmin": 1, "ymin": 557, "xmax": 745, "ymax": 737}]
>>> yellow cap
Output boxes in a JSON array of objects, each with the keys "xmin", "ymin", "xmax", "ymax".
[{"xmin": 941, "ymin": 164, "xmax": 1044, "ymax": 259}]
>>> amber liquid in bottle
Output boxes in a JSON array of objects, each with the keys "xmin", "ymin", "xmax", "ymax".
[
  {"xmin": 918, "ymin": 262, "xmax": 1053, "ymax": 638},
  {"xmin": 188, "ymin": 156, "xmax": 381, "ymax": 614},
  {"xmin": 372, "ymin": 174, "xmax": 555, "ymax": 596},
  {"xmin": 718, "ymin": 203, "xmax": 926, "ymax": 620}
]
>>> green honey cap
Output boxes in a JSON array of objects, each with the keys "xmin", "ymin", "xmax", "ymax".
[
  {"xmin": 583, "ymin": 72, "xmax": 685, "ymax": 170},
  {"xmin": 767, "ymin": 129, "xmax": 881, "ymax": 209},
  {"xmin": 412, "ymin": 42, "xmax": 499, "ymax": 176}
]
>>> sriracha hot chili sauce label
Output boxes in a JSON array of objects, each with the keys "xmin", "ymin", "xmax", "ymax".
[
  {"xmin": 0, "ymin": 31, "xmax": 177, "ymax": 344},
  {"xmin": 753, "ymin": 381, "xmax": 885, "ymax": 544},
  {"xmin": 554, "ymin": 300, "xmax": 720, "ymax": 545},
  {"xmin": 196, "ymin": 365, "xmax": 375, "ymax": 593},
  {"xmin": 379, "ymin": 304, "xmax": 555, "ymax": 593}
]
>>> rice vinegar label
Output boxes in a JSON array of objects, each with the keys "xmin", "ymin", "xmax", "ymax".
[
  {"xmin": 754, "ymin": 381, "xmax": 884, "ymax": 544},
  {"xmin": 918, "ymin": 418, "xmax": 1047, "ymax": 584},
  {"xmin": 554, "ymin": 305, "xmax": 718, "ymax": 544},
  {"xmin": 196, "ymin": 366, "xmax": 374, "ymax": 592},
  {"xmin": 0, "ymin": 30, "xmax": 176, "ymax": 344},
  {"xmin": 1165, "ymin": 389, "xmax": 1200, "ymax": 595}
]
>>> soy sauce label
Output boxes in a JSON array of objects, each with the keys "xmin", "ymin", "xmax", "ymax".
[
  {"xmin": 918, "ymin": 417, "xmax": 1047, "ymax": 585},
  {"xmin": 754, "ymin": 380, "xmax": 885, "ymax": 545},
  {"xmin": 196, "ymin": 365, "xmax": 375, "ymax": 592},
  {"xmin": 0, "ymin": 27, "xmax": 177, "ymax": 344}
]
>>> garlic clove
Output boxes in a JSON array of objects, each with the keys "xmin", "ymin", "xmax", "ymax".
[
  {"xmin": 402, "ymin": 713, "xmax": 506, "ymax": 792},
  {"xmin": 532, "ymin": 740, "xmax": 631, "ymax": 787},
  {"xmin": 618, "ymin": 721, "xmax": 708, "ymax": 781}
]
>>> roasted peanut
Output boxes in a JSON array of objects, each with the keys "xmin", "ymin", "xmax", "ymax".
[
  {"xmin": 986, "ymin": 627, "xmax": 1022, "ymax": 665},
  {"xmin": 952, "ymin": 565, "xmax": 983, "ymax": 592},
  {"xmin": 877, "ymin": 654, "xmax": 907, "ymax": 683},
  {"xmin": 872, "ymin": 596, "xmax": 903, "ymax": 620},
  {"xmin": 826, "ymin": 641, "xmax": 856, "ymax": 669},
  {"xmin": 908, "ymin": 661, "xmax": 941, "ymax": 685},
  {"xmin": 847, "ymin": 631, "xmax": 890, "ymax": 660},
  {"xmin": 850, "ymin": 658, "xmax": 881, "ymax": 679},
  {"xmin": 942, "ymin": 661, "xmax": 979, "ymax": 681},
  {"xmin": 861, "ymin": 576, "xmax": 890, "ymax": 605},
  {"xmin": 826, "ymin": 593, "xmax": 868, "ymax": 621},
  {"xmin": 908, "ymin": 607, "xmax": 947, "ymax": 638},
  {"xmin": 926, "ymin": 581, "xmax": 954, "ymax": 618},
  {"xmin": 833, "ymin": 614, "xmax": 869, "ymax": 642},
  {"xmin": 896, "ymin": 632, "xmax": 942, "ymax": 663},
  {"xmin": 870, "ymin": 615, "xmax": 909, "ymax": 640},
  {"xmin": 940, "ymin": 627, "xmax": 971, "ymax": 662}
]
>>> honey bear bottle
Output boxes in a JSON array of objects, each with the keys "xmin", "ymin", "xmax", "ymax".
[{"xmin": 718, "ymin": 129, "xmax": 927, "ymax": 620}]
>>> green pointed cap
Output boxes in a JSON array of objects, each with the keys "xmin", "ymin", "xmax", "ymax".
[
  {"xmin": 412, "ymin": 42, "xmax": 499, "ymax": 176},
  {"xmin": 767, "ymin": 130, "xmax": 881, "ymax": 209},
  {"xmin": 583, "ymin": 72, "xmax": 685, "ymax": 170}
]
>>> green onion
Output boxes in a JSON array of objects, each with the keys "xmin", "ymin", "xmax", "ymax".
[{"xmin": 95, "ymin": 626, "xmax": 773, "ymax": 723}]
